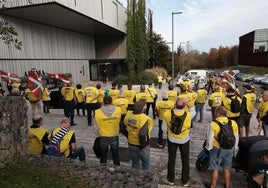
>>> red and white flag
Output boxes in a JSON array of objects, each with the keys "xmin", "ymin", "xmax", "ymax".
[
  {"xmin": 0, "ymin": 70, "xmax": 21, "ymax": 83},
  {"xmin": 47, "ymin": 72, "xmax": 71, "ymax": 84},
  {"xmin": 221, "ymin": 72, "xmax": 236, "ymax": 90},
  {"xmin": 27, "ymin": 71, "xmax": 43, "ymax": 99}
]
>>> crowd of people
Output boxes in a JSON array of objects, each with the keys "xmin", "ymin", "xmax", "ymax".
[{"xmin": 2, "ymin": 70, "xmax": 268, "ymax": 187}]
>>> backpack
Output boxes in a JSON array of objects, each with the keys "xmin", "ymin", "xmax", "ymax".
[
  {"xmin": 229, "ymin": 96, "xmax": 241, "ymax": 113},
  {"xmin": 46, "ymin": 141, "xmax": 62, "ymax": 157},
  {"xmin": 214, "ymin": 119, "xmax": 235, "ymax": 149},
  {"xmin": 46, "ymin": 128, "xmax": 69, "ymax": 157},
  {"xmin": 170, "ymin": 110, "xmax": 187, "ymax": 135}
]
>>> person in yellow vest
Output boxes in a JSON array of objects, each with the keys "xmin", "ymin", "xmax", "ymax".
[
  {"xmin": 146, "ymin": 83, "xmax": 157, "ymax": 119},
  {"xmin": 42, "ymin": 85, "xmax": 51, "ymax": 115},
  {"xmin": 155, "ymin": 91, "xmax": 174, "ymax": 147},
  {"xmin": 123, "ymin": 83, "xmax": 137, "ymax": 111},
  {"xmin": 208, "ymin": 85, "xmax": 225, "ymax": 120},
  {"xmin": 96, "ymin": 83, "xmax": 105, "ymax": 109},
  {"xmin": 50, "ymin": 117, "xmax": 86, "ymax": 161},
  {"xmin": 94, "ymin": 95, "xmax": 122, "ymax": 165},
  {"xmin": 158, "ymin": 73, "xmax": 163, "ymax": 89},
  {"xmin": 134, "ymin": 85, "xmax": 147, "ymax": 111},
  {"xmin": 178, "ymin": 85, "xmax": 192, "ymax": 112},
  {"xmin": 193, "ymin": 83, "xmax": 208, "ymax": 123},
  {"xmin": 257, "ymin": 90, "xmax": 268, "ymax": 137},
  {"xmin": 109, "ymin": 83, "xmax": 120, "ymax": 101},
  {"xmin": 205, "ymin": 106, "xmax": 239, "ymax": 188},
  {"xmin": 166, "ymin": 75, "xmax": 172, "ymax": 85},
  {"xmin": 207, "ymin": 74, "xmax": 215, "ymax": 94},
  {"xmin": 180, "ymin": 77, "xmax": 191, "ymax": 91},
  {"xmin": 162, "ymin": 98, "xmax": 196, "ymax": 186},
  {"xmin": 84, "ymin": 81, "xmax": 100, "ymax": 126},
  {"xmin": 187, "ymin": 85, "xmax": 197, "ymax": 107},
  {"xmin": 75, "ymin": 84, "xmax": 86, "ymax": 116},
  {"xmin": 124, "ymin": 100, "xmax": 153, "ymax": 170},
  {"xmin": 28, "ymin": 114, "xmax": 49, "ymax": 154},
  {"xmin": 167, "ymin": 84, "xmax": 178, "ymax": 103},
  {"xmin": 25, "ymin": 88, "xmax": 42, "ymax": 119},
  {"xmin": 239, "ymin": 84, "xmax": 256, "ymax": 137},
  {"xmin": 61, "ymin": 82, "xmax": 77, "ymax": 126},
  {"xmin": 222, "ymin": 88, "xmax": 242, "ymax": 126}
]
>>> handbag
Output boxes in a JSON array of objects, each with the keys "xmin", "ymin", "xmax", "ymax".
[{"xmin": 93, "ymin": 137, "xmax": 101, "ymax": 158}]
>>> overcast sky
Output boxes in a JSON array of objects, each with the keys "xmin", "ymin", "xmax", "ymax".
[{"xmin": 119, "ymin": 0, "xmax": 268, "ymax": 53}]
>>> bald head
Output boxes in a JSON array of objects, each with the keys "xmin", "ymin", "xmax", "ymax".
[
  {"xmin": 263, "ymin": 91, "xmax": 268, "ymax": 102},
  {"xmin": 32, "ymin": 114, "xmax": 43, "ymax": 126},
  {"xmin": 176, "ymin": 98, "xmax": 186, "ymax": 109}
]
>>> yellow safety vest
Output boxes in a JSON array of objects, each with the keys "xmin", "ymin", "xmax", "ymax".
[
  {"xmin": 113, "ymin": 98, "xmax": 129, "ymax": 115},
  {"xmin": 243, "ymin": 92, "xmax": 256, "ymax": 114},
  {"xmin": 167, "ymin": 90, "xmax": 178, "ymax": 102},
  {"xmin": 84, "ymin": 86, "xmax": 99, "ymax": 103},
  {"xmin": 95, "ymin": 107, "xmax": 121, "ymax": 137},
  {"xmin": 61, "ymin": 86, "xmax": 75, "ymax": 101},
  {"xmin": 124, "ymin": 111, "xmax": 153, "ymax": 146},
  {"xmin": 109, "ymin": 89, "xmax": 120, "ymax": 101},
  {"xmin": 155, "ymin": 100, "xmax": 174, "ymax": 120},
  {"xmin": 75, "ymin": 89, "xmax": 85, "ymax": 103},
  {"xmin": 51, "ymin": 128, "xmax": 74, "ymax": 157},
  {"xmin": 222, "ymin": 96, "xmax": 242, "ymax": 118},
  {"xmin": 258, "ymin": 101, "xmax": 268, "ymax": 119},
  {"xmin": 28, "ymin": 127, "xmax": 49, "ymax": 154},
  {"xmin": 123, "ymin": 89, "xmax": 137, "ymax": 105},
  {"xmin": 212, "ymin": 117, "xmax": 238, "ymax": 148},
  {"xmin": 146, "ymin": 87, "xmax": 157, "ymax": 103},
  {"xmin": 209, "ymin": 91, "xmax": 225, "ymax": 107},
  {"xmin": 197, "ymin": 89, "xmax": 208, "ymax": 104}
]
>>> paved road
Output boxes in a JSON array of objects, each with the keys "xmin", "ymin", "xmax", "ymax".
[{"xmin": 27, "ymin": 81, "xmax": 260, "ymax": 188}]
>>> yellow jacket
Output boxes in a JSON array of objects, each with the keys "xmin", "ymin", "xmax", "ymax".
[
  {"xmin": 123, "ymin": 89, "xmax": 137, "ymax": 105},
  {"xmin": 243, "ymin": 92, "xmax": 256, "ymax": 114},
  {"xmin": 113, "ymin": 98, "xmax": 129, "ymax": 115},
  {"xmin": 28, "ymin": 127, "xmax": 49, "ymax": 154},
  {"xmin": 95, "ymin": 106, "xmax": 121, "ymax": 137},
  {"xmin": 163, "ymin": 109, "xmax": 191, "ymax": 143},
  {"xmin": 61, "ymin": 86, "xmax": 75, "ymax": 101},
  {"xmin": 124, "ymin": 111, "xmax": 153, "ymax": 148},
  {"xmin": 222, "ymin": 96, "xmax": 242, "ymax": 118},
  {"xmin": 155, "ymin": 100, "xmax": 174, "ymax": 120},
  {"xmin": 51, "ymin": 127, "xmax": 74, "ymax": 157}
]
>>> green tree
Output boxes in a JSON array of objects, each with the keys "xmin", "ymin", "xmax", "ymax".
[
  {"xmin": 125, "ymin": 0, "xmax": 148, "ymax": 74},
  {"xmin": 125, "ymin": 0, "xmax": 136, "ymax": 76},
  {"xmin": 0, "ymin": 0, "xmax": 22, "ymax": 49},
  {"xmin": 147, "ymin": 32, "xmax": 169, "ymax": 68},
  {"xmin": 135, "ymin": 0, "xmax": 148, "ymax": 73}
]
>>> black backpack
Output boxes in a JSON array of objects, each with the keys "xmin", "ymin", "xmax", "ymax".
[
  {"xmin": 214, "ymin": 119, "xmax": 235, "ymax": 149},
  {"xmin": 170, "ymin": 110, "xmax": 187, "ymax": 135},
  {"xmin": 229, "ymin": 96, "xmax": 241, "ymax": 113}
]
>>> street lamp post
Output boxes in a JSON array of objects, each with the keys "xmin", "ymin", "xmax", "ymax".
[
  {"xmin": 179, "ymin": 42, "xmax": 185, "ymax": 75},
  {"xmin": 172, "ymin": 11, "xmax": 182, "ymax": 85}
]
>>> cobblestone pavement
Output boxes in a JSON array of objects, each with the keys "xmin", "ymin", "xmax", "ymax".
[{"xmin": 27, "ymin": 81, "xmax": 259, "ymax": 188}]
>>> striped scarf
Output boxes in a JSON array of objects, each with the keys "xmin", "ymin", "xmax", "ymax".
[{"xmin": 51, "ymin": 127, "xmax": 70, "ymax": 144}]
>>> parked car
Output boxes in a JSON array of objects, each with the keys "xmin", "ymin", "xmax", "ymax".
[
  {"xmin": 234, "ymin": 73, "xmax": 245, "ymax": 81},
  {"xmin": 241, "ymin": 74, "xmax": 254, "ymax": 82},
  {"xmin": 254, "ymin": 74, "xmax": 268, "ymax": 83},
  {"xmin": 260, "ymin": 77, "xmax": 268, "ymax": 85}
]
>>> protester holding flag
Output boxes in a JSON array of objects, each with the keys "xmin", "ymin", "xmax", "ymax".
[{"xmin": 25, "ymin": 71, "xmax": 43, "ymax": 118}]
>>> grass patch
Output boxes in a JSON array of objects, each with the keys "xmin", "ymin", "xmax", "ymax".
[{"xmin": 0, "ymin": 165, "xmax": 85, "ymax": 188}]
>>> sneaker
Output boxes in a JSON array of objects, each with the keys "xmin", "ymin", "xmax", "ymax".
[
  {"xmin": 163, "ymin": 178, "xmax": 174, "ymax": 186},
  {"xmin": 157, "ymin": 143, "xmax": 163, "ymax": 148},
  {"xmin": 183, "ymin": 181, "xmax": 189, "ymax": 187}
]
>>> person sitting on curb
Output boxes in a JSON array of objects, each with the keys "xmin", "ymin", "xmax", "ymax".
[
  {"xmin": 50, "ymin": 117, "xmax": 86, "ymax": 162},
  {"xmin": 28, "ymin": 114, "xmax": 49, "ymax": 154}
]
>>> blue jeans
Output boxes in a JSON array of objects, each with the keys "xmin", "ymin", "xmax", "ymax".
[
  {"xmin": 193, "ymin": 103, "xmax": 204, "ymax": 122},
  {"xmin": 99, "ymin": 136, "xmax": 120, "ymax": 165},
  {"xmin": 167, "ymin": 140, "xmax": 190, "ymax": 184},
  {"xmin": 128, "ymin": 145, "xmax": 150, "ymax": 170},
  {"xmin": 69, "ymin": 147, "xmax": 86, "ymax": 161},
  {"xmin": 158, "ymin": 119, "xmax": 163, "ymax": 145},
  {"xmin": 63, "ymin": 100, "xmax": 75, "ymax": 124}
]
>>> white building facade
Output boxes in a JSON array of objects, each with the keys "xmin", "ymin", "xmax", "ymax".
[{"xmin": 0, "ymin": 0, "xmax": 127, "ymax": 84}]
